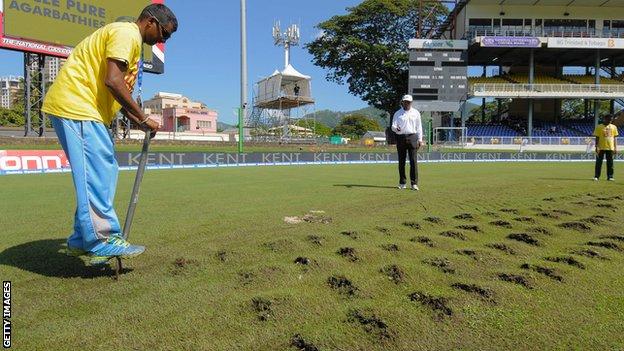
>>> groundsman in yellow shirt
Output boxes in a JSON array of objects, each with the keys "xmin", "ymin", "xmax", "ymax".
[
  {"xmin": 593, "ymin": 114, "xmax": 619, "ymax": 181},
  {"xmin": 42, "ymin": 4, "xmax": 177, "ymax": 264}
]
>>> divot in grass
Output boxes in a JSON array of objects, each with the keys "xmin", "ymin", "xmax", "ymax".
[
  {"xmin": 423, "ymin": 216, "xmax": 443, "ymax": 224},
  {"xmin": 520, "ymin": 263, "xmax": 563, "ymax": 282},
  {"xmin": 402, "ymin": 221, "xmax": 421, "ymax": 230},
  {"xmin": 294, "ymin": 257, "xmax": 315, "ymax": 266},
  {"xmin": 328, "ymin": 275, "xmax": 359, "ymax": 297},
  {"xmin": 454, "ymin": 213, "xmax": 474, "ymax": 220},
  {"xmin": 490, "ymin": 220, "xmax": 512, "ymax": 229},
  {"xmin": 251, "ymin": 297, "xmax": 273, "ymax": 321},
  {"xmin": 408, "ymin": 292, "xmax": 453, "ymax": 319},
  {"xmin": 340, "ymin": 230, "xmax": 359, "ymax": 240},
  {"xmin": 456, "ymin": 224, "xmax": 482, "ymax": 233},
  {"xmin": 497, "ymin": 273, "xmax": 534, "ymax": 289},
  {"xmin": 486, "ymin": 243, "xmax": 516, "ymax": 255},
  {"xmin": 290, "ymin": 334, "xmax": 319, "ymax": 351},
  {"xmin": 545, "ymin": 256, "xmax": 585, "ymax": 269},
  {"xmin": 410, "ymin": 236, "xmax": 436, "ymax": 247},
  {"xmin": 451, "ymin": 283, "xmax": 495, "ymax": 303},
  {"xmin": 337, "ymin": 247, "xmax": 358, "ymax": 262},
  {"xmin": 558, "ymin": 222, "xmax": 592, "ymax": 233},
  {"xmin": 507, "ymin": 233, "xmax": 540, "ymax": 246},
  {"xmin": 238, "ymin": 271, "xmax": 255, "ymax": 286},
  {"xmin": 528, "ymin": 227, "xmax": 552, "ymax": 235},
  {"xmin": 597, "ymin": 203, "xmax": 617, "ymax": 210},
  {"xmin": 381, "ymin": 244, "xmax": 399, "ymax": 252},
  {"xmin": 375, "ymin": 226, "xmax": 390, "ymax": 234},
  {"xmin": 599, "ymin": 235, "xmax": 624, "ymax": 242},
  {"xmin": 455, "ymin": 249, "xmax": 481, "ymax": 261},
  {"xmin": 581, "ymin": 215, "xmax": 609, "ymax": 225},
  {"xmin": 586, "ymin": 241, "xmax": 623, "ymax": 252},
  {"xmin": 216, "ymin": 250, "xmax": 228, "ymax": 262},
  {"xmin": 422, "ymin": 257, "xmax": 455, "ymax": 274},
  {"xmin": 439, "ymin": 230, "xmax": 467, "ymax": 241},
  {"xmin": 306, "ymin": 235, "xmax": 324, "ymax": 246},
  {"xmin": 381, "ymin": 264, "xmax": 406, "ymax": 284},
  {"xmin": 571, "ymin": 249, "xmax": 609, "ymax": 260},
  {"xmin": 536, "ymin": 212, "xmax": 560, "ymax": 220},
  {"xmin": 513, "ymin": 216, "xmax": 536, "ymax": 223},
  {"xmin": 346, "ymin": 309, "xmax": 394, "ymax": 341}
]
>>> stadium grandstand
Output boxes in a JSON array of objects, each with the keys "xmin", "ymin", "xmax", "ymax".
[{"xmin": 424, "ymin": 0, "xmax": 624, "ymax": 144}]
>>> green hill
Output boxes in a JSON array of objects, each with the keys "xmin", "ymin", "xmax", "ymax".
[{"xmin": 302, "ymin": 106, "xmax": 388, "ymax": 128}]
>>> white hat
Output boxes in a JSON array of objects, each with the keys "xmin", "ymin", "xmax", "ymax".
[{"xmin": 401, "ymin": 94, "xmax": 413, "ymax": 102}]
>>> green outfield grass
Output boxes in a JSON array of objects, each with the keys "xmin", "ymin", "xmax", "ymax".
[{"xmin": 1, "ymin": 162, "xmax": 623, "ymax": 350}]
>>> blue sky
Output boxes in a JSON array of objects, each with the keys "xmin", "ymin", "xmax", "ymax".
[{"xmin": 0, "ymin": 1, "xmax": 369, "ymax": 125}]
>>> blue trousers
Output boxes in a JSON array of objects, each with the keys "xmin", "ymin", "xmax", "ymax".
[{"xmin": 50, "ymin": 115, "xmax": 121, "ymax": 253}]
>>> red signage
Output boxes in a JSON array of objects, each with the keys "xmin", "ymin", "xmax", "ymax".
[{"xmin": 0, "ymin": 150, "xmax": 69, "ymax": 172}]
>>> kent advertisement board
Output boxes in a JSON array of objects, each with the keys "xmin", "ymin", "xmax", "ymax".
[
  {"xmin": 5, "ymin": 150, "xmax": 623, "ymax": 175},
  {"xmin": 0, "ymin": 0, "xmax": 165, "ymax": 73}
]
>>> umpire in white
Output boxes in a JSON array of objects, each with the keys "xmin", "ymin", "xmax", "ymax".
[{"xmin": 391, "ymin": 94, "xmax": 424, "ymax": 190}]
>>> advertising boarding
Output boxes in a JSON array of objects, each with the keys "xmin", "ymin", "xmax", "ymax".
[{"xmin": 0, "ymin": 0, "xmax": 166, "ymax": 73}]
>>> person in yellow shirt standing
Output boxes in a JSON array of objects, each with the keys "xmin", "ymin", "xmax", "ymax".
[
  {"xmin": 42, "ymin": 4, "xmax": 177, "ymax": 265},
  {"xmin": 593, "ymin": 114, "xmax": 619, "ymax": 181}
]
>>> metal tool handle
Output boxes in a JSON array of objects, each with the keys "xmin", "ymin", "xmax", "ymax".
[{"xmin": 122, "ymin": 131, "xmax": 151, "ymax": 240}]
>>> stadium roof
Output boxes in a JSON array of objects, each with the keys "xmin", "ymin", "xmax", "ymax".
[
  {"xmin": 468, "ymin": 45, "xmax": 624, "ymax": 66},
  {"xmin": 468, "ymin": 0, "xmax": 624, "ymax": 7}
]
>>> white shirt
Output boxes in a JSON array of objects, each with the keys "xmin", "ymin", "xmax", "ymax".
[{"xmin": 391, "ymin": 107, "xmax": 423, "ymax": 141}]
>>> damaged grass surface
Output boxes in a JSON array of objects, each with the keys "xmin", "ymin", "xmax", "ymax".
[{"xmin": 2, "ymin": 162, "xmax": 623, "ymax": 350}]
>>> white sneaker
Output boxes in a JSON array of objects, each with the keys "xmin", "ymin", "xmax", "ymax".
[
  {"xmin": 608, "ymin": 178, "xmax": 614, "ymax": 181},
  {"xmin": 411, "ymin": 184, "xmax": 419, "ymax": 191},
  {"xmin": 398, "ymin": 184, "xmax": 406, "ymax": 189},
  {"xmin": 593, "ymin": 177, "xmax": 599, "ymax": 181}
]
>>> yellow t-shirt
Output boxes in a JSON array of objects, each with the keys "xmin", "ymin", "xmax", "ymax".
[
  {"xmin": 42, "ymin": 22, "xmax": 142, "ymax": 125},
  {"xmin": 593, "ymin": 123, "xmax": 619, "ymax": 151}
]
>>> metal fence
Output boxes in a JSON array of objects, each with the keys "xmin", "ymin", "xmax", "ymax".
[
  {"xmin": 467, "ymin": 28, "xmax": 624, "ymax": 39},
  {"xmin": 466, "ymin": 136, "xmax": 623, "ymax": 146},
  {"xmin": 472, "ymin": 84, "xmax": 624, "ymax": 94}
]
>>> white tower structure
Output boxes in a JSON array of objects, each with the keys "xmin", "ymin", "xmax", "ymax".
[{"xmin": 248, "ymin": 21, "xmax": 316, "ymax": 141}]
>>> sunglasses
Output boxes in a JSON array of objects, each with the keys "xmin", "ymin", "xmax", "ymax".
[{"xmin": 146, "ymin": 10, "xmax": 171, "ymax": 41}]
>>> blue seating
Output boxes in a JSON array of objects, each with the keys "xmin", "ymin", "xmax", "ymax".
[
  {"xmin": 466, "ymin": 122, "xmax": 596, "ymax": 137},
  {"xmin": 466, "ymin": 124, "xmax": 520, "ymax": 137}
]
